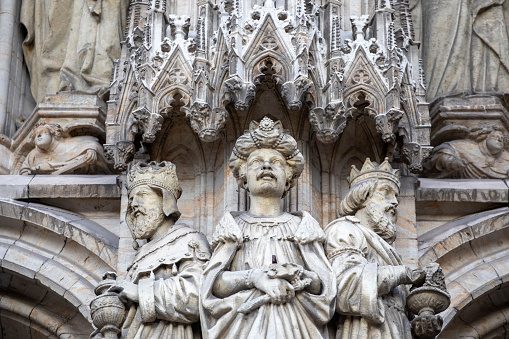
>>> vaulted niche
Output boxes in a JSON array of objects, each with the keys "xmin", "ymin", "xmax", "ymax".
[
  {"xmin": 150, "ymin": 110, "xmax": 225, "ymax": 239},
  {"xmin": 308, "ymin": 90, "xmax": 389, "ymax": 226}
]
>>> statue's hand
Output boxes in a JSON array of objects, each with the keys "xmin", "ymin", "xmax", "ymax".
[
  {"xmin": 249, "ymin": 269, "xmax": 295, "ymax": 304},
  {"xmin": 404, "ymin": 267, "xmax": 426, "ymax": 287},
  {"xmin": 411, "ymin": 314, "xmax": 443, "ymax": 339},
  {"xmin": 35, "ymin": 163, "xmax": 55, "ymax": 173},
  {"xmin": 107, "ymin": 280, "xmax": 139, "ymax": 304}
]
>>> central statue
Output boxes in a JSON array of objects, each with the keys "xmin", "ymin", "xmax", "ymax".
[{"xmin": 200, "ymin": 117, "xmax": 336, "ymax": 339}]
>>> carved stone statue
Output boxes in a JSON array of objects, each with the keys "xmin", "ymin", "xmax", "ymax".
[
  {"xmin": 424, "ymin": 125, "xmax": 509, "ymax": 179},
  {"xmin": 325, "ymin": 158, "xmax": 446, "ymax": 339},
  {"xmin": 102, "ymin": 161, "xmax": 211, "ymax": 338},
  {"xmin": 19, "ymin": 122, "xmax": 109, "ymax": 175},
  {"xmin": 200, "ymin": 117, "xmax": 336, "ymax": 338},
  {"xmin": 421, "ymin": 0, "xmax": 509, "ymax": 99},
  {"xmin": 20, "ymin": 0, "xmax": 128, "ymax": 103}
]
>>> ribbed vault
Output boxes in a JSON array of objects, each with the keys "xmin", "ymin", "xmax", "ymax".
[{"xmin": 0, "ymin": 199, "xmax": 118, "ymax": 338}]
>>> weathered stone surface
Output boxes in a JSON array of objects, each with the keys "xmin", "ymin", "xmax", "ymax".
[
  {"xmin": 18, "ymin": 122, "xmax": 109, "ymax": 175},
  {"xmin": 325, "ymin": 158, "xmax": 447, "ymax": 338},
  {"xmin": 425, "ymin": 125, "xmax": 509, "ymax": 179},
  {"xmin": 421, "ymin": 2, "xmax": 509, "ymax": 100},
  {"xmin": 92, "ymin": 161, "xmax": 211, "ymax": 338},
  {"xmin": 201, "ymin": 118, "xmax": 335, "ymax": 339},
  {"xmin": 417, "ymin": 179, "xmax": 509, "ymax": 203},
  {"xmin": 20, "ymin": 0, "xmax": 128, "ymax": 103}
]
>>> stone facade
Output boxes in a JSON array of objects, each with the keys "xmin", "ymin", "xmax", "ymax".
[{"xmin": 0, "ymin": 0, "xmax": 508, "ymax": 338}]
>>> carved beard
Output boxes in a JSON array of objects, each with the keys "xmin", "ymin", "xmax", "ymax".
[
  {"xmin": 364, "ymin": 202, "xmax": 397, "ymax": 244},
  {"xmin": 131, "ymin": 206, "xmax": 165, "ymax": 239}
]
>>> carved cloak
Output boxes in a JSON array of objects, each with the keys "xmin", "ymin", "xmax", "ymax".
[
  {"xmin": 20, "ymin": 0, "xmax": 129, "ymax": 103},
  {"xmin": 123, "ymin": 224, "xmax": 210, "ymax": 339},
  {"xmin": 200, "ymin": 211, "xmax": 336, "ymax": 339},
  {"xmin": 422, "ymin": 0, "xmax": 509, "ymax": 99},
  {"xmin": 325, "ymin": 216, "xmax": 412, "ymax": 339}
]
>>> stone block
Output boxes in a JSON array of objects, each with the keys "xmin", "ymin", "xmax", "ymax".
[
  {"xmin": 3, "ymin": 245, "xmax": 46, "ymax": 279},
  {"xmin": 458, "ymin": 264, "xmax": 501, "ymax": 300},
  {"xmin": 35, "ymin": 260, "xmax": 85, "ymax": 297},
  {"xmin": 0, "ymin": 199, "xmax": 27, "ymax": 220},
  {"xmin": 0, "ymin": 175, "xmax": 32, "ymax": 199},
  {"xmin": 446, "ymin": 280, "xmax": 473, "ymax": 310},
  {"xmin": 417, "ymin": 179, "xmax": 509, "ymax": 203},
  {"xmin": 490, "ymin": 257, "xmax": 509, "ymax": 283},
  {"xmin": 28, "ymin": 175, "xmax": 120, "ymax": 199}
]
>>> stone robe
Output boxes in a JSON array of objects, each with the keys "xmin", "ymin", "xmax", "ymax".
[
  {"xmin": 20, "ymin": 0, "xmax": 128, "ymax": 103},
  {"xmin": 200, "ymin": 211, "xmax": 336, "ymax": 339},
  {"xmin": 425, "ymin": 139, "xmax": 509, "ymax": 179},
  {"xmin": 422, "ymin": 0, "xmax": 509, "ymax": 100},
  {"xmin": 19, "ymin": 136, "xmax": 109, "ymax": 175},
  {"xmin": 123, "ymin": 224, "xmax": 211, "ymax": 339},
  {"xmin": 325, "ymin": 216, "xmax": 412, "ymax": 339}
]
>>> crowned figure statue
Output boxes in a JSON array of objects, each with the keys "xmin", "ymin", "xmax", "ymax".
[
  {"xmin": 324, "ymin": 158, "xmax": 443, "ymax": 338},
  {"xmin": 200, "ymin": 117, "xmax": 336, "ymax": 339},
  {"xmin": 105, "ymin": 161, "xmax": 211, "ymax": 338}
]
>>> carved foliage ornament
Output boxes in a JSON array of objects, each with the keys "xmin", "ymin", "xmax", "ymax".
[
  {"xmin": 309, "ymin": 101, "xmax": 349, "ymax": 144},
  {"xmin": 186, "ymin": 102, "xmax": 228, "ymax": 142},
  {"xmin": 104, "ymin": 141, "xmax": 135, "ymax": 172}
]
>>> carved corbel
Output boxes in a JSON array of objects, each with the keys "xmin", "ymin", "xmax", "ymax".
[
  {"xmin": 222, "ymin": 77, "xmax": 256, "ymax": 112},
  {"xmin": 281, "ymin": 77, "xmax": 314, "ymax": 111},
  {"xmin": 132, "ymin": 107, "xmax": 164, "ymax": 143},
  {"xmin": 309, "ymin": 101, "xmax": 349, "ymax": 143},
  {"xmin": 104, "ymin": 141, "xmax": 135, "ymax": 172},
  {"xmin": 374, "ymin": 108, "xmax": 404, "ymax": 143},
  {"xmin": 185, "ymin": 102, "xmax": 227, "ymax": 142},
  {"xmin": 401, "ymin": 142, "xmax": 432, "ymax": 174}
]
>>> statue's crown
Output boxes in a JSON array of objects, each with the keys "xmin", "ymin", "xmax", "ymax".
[
  {"xmin": 126, "ymin": 161, "xmax": 182, "ymax": 199},
  {"xmin": 349, "ymin": 157, "xmax": 400, "ymax": 188}
]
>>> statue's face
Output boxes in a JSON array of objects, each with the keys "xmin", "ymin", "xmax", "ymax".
[
  {"xmin": 486, "ymin": 131, "xmax": 505, "ymax": 155},
  {"xmin": 246, "ymin": 148, "xmax": 287, "ymax": 198},
  {"xmin": 128, "ymin": 185, "xmax": 165, "ymax": 240},
  {"xmin": 363, "ymin": 179, "xmax": 399, "ymax": 243},
  {"xmin": 34, "ymin": 127, "xmax": 53, "ymax": 150}
]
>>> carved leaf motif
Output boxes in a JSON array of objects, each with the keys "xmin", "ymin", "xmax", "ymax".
[{"xmin": 309, "ymin": 102, "xmax": 348, "ymax": 143}]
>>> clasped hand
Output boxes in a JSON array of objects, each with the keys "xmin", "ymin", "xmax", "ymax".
[{"xmin": 249, "ymin": 263, "xmax": 303, "ymax": 305}]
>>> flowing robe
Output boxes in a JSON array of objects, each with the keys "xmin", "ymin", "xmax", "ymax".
[
  {"xmin": 123, "ymin": 224, "xmax": 211, "ymax": 339},
  {"xmin": 200, "ymin": 211, "xmax": 336, "ymax": 339},
  {"xmin": 422, "ymin": 0, "xmax": 509, "ymax": 100},
  {"xmin": 325, "ymin": 216, "xmax": 412, "ymax": 339},
  {"xmin": 424, "ymin": 139, "xmax": 509, "ymax": 179},
  {"xmin": 19, "ymin": 136, "xmax": 109, "ymax": 175},
  {"xmin": 20, "ymin": 0, "xmax": 128, "ymax": 103}
]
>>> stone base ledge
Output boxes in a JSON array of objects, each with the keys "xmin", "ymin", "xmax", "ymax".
[
  {"xmin": 417, "ymin": 178, "xmax": 509, "ymax": 203},
  {"xmin": 0, "ymin": 175, "xmax": 121, "ymax": 199}
]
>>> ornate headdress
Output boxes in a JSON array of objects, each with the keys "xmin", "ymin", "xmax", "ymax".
[
  {"xmin": 349, "ymin": 157, "xmax": 400, "ymax": 188},
  {"xmin": 229, "ymin": 117, "xmax": 305, "ymax": 189},
  {"xmin": 126, "ymin": 161, "xmax": 182, "ymax": 200}
]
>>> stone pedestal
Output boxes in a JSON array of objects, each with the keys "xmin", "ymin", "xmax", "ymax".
[{"xmin": 430, "ymin": 95, "xmax": 509, "ymax": 145}]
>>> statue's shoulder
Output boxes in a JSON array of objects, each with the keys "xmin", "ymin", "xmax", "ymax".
[
  {"xmin": 324, "ymin": 216, "xmax": 365, "ymax": 238},
  {"xmin": 174, "ymin": 223, "xmax": 211, "ymax": 254},
  {"xmin": 290, "ymin": 211, "xmax": 325, "ymax": 244},
  {"xmin": 211, "ymin": 212, "xmax": 242, "ymax": 248}
]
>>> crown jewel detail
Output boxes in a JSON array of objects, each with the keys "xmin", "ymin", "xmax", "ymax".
[
  {"xmin": 349, "ymin": 157, "xmax": 400, "ymax": 188},
  {"xmin": 126, "ymin": 161, "xmax": 182, "ymax": 199}
]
